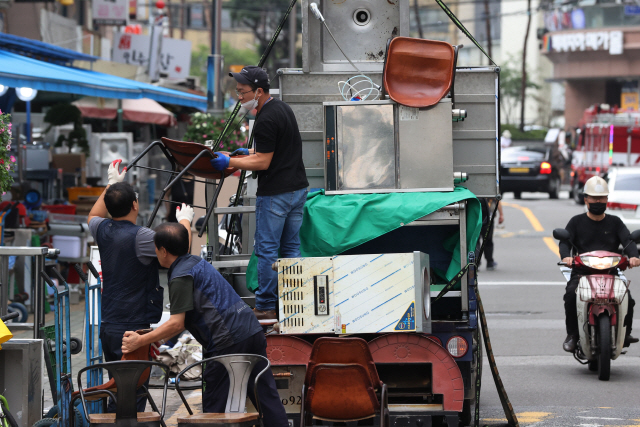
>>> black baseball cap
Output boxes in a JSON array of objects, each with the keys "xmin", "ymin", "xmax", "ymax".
[{"xmin": 229, "ymin": 66, "xmax": 270, "ymax": 90}]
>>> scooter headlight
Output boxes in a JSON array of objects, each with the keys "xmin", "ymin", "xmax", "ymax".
[{"xmin": 580, "ymin": 256, "xmax": 620, "ymax": 270}]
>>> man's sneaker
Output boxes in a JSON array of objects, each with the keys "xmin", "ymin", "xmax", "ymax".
[
  {"xmin": 563, "ymin": 334, "xmax": 578, "ymax": 352},
  {"xmin": 487, "ymin": 262, "xmax": 497, "ymax": 271},
  {"xmin": 253, "ymin": 308, "xmax": 277, "ymax": 321},
  {"xmin": 624, "ymin": 335, "xmax": 639, "ymax": 347}
]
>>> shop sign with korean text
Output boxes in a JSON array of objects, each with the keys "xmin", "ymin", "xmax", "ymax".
[
  {"xmin": 93, "ymin": 0, "xmax": 128, "ymax": 26},
  {"xmin": 547, "ymin": 30, "xmax": 623, "ymax": 55},
  {"xmin": 112, "ymin": 32, "xmax": 192, "ymax": 79}
]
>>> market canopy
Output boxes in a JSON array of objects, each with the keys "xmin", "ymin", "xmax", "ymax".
[
  {"xmin": 72, "ymin": 97, "xmax": 178, "ymax": 126},
  {"xmin": 0, "ymin": 49, "xmax": 206, "ymax": 110}
]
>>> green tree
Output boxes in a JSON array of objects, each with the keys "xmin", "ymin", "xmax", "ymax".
[
  {"xmin": 226, "ymin": 0, "xmax": 298, "ymax": 75},
  {"xmin": 500, "ymin": 59, "xmax": 539, "ymax": 126},
  {"xmin": 191, "ymin": 42, "xmax": 260, "ymax": 94}
]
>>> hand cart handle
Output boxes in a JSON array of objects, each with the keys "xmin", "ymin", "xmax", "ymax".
[
  {"xmin": 40, "ymin": 271, "xmax": 56, "ymax": 289},
  {"xmin": 73, "ymin": 263, "xmax": 88, "ymax": 282},
  {"xmin": 49, "ymin": 268, "xmax": 68, "ymax": 289},
  {"xmin": 86, "ymin": 261, "xmax": 100, "ymax": 280},
  {"xmin": 1, "ymin": 312, "xmax": 19, "ymax": 322}
]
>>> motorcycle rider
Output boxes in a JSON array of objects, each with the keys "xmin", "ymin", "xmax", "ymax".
[{"xmin": 559, "ymin": 176, "xmax": 640, "ymax": 352}]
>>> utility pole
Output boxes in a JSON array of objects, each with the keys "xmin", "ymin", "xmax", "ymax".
[
  {"xmin": 289, "ymin": 2, "xmax": 297, "ymax": 67},
  {"xmin": 520, "ymin": 0, "xmax": 532, "ymax": 131},
  {"xmin": 414, "ymin": 0, "xmax": 423, "ymax": 38},
  {"xmin": 483, "ymin": 0, "xmax": 492, "ymax": 61},
  {"xmin": 208, "ymin": 0, "xmax": 224, "ymax": 113}
]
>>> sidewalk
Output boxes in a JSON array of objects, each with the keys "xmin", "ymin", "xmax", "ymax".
[{"xmin": 11, "ymin": 298, "xmax": 202, "ymax": 425}]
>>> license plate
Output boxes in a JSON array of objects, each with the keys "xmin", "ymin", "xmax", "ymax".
[{"xmin": 509, "ymin": 167, "xmax": 530, "ymax": 173}]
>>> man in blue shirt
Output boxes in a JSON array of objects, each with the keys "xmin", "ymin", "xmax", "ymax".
[
  {"xmin": 88, "ymin": 159, "xmax": 194, "ymax": 411},
  {"xmin": 121, "ymin": 222, "xmax": 288, "ymax": 426}
]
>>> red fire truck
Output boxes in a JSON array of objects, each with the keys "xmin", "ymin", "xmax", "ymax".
[{"xmin": 570, "ymin": 104, "xmax": 640, "ymax": 204}]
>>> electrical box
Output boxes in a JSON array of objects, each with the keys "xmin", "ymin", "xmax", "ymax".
[{"xmin": 277, "ymin": 252, "xmax": 430, "ymax": 335}]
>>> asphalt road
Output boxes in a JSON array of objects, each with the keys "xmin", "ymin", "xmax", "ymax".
[{"xmin": 477, "ymin": 190, "xmax": 640, "ymax": 426}]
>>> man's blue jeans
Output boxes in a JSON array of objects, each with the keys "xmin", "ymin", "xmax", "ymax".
[{"xmin": 254, "ymin": 188, "xmax": 308, "ymax": 311}]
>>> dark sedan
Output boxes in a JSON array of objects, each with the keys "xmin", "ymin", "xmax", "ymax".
[{"xmin": 500, "ymin": 146, "xmax": 561, "ymax": 199}]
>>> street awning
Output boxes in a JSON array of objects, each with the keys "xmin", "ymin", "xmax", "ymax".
[
  {"xmin": 0, "ymin": 49, "xmax": 206, "ymax": 110},
  {"xmin": 72, "ymin": 97, "xmax": 178, "ymax": 126}
]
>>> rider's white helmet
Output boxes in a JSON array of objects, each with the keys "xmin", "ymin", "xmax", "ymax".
[{"xmin": 583, "ymin": 176, "xmax": 609, "ymax": 197}]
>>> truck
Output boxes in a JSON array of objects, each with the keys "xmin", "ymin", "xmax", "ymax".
[
  {"xmin": 570, "ymin": 104, "xmax": 640, "ymax": 204},
  {"xmin": 204, "ymin": 1, "xmax": 501, "ymax": 426}
]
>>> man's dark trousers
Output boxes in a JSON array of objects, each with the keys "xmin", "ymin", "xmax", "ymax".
[
  {"xmin": 100, "ymin": 323, "xmax": 150, "ymax": 412},
  {"xmin": 203, "ymin": 332, "xmax": 288, "ymax": 427},
  {"xmin": 564, "ymin": 275, "xmax": 635, "ymax": 337}
]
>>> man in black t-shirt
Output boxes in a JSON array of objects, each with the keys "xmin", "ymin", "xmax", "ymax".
[
  {"xmin": 210, "ymin": 66, "xmax": 309, "ymax": 320},
  {"xmin": 558, "ymin": 176, "xmax": 640, "ymax": 352}
]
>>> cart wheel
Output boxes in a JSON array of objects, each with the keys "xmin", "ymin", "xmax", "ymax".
[
  {"xmin": 69, "ymin": 337, "xmax": 83, "ymax": 355},
  {"xmin": 32, "ymin": 418, "xmax": 57, "ymax": 427},
  {"xmin": 7, "ymin": 302, "xmax": 27, "ymax": 323}
]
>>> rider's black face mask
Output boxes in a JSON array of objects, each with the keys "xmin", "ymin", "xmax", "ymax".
[{"xmin": 588, "ymin": 202, "xmax": 607, "ymax": 215}]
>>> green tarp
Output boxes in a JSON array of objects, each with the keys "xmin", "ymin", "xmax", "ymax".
[{"xmin": 246, "ymin": 187, "xmax": 482, "ymax": 292}]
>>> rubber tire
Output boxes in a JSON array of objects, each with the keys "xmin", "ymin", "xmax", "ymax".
[
  {"xmin": 69, "ymin": 337, "xmax": 83, "ymax": 355},
  {"xmin": 548, "ymin": 176, "xmax": 560, "ymax": 199},
  {"xmin": 573, "ymin": 181, "xmax": 585, "ymax": 205},
  {"xmin": 597, "ymin": 313, "xmax": 611, "ymax": 381},
  {"xmin": 1, "ymin": 400, "xmax": 19, "ymax": 427},
  {"xmin": 32, "ymin": 418, "xmax": 57, "ymax": 427},
  {"xmin": 514, "ymin": 191, "xmax": 522, "ymax": 199},
  {"xmin": 7, "ymin": 302, "xmax": 27, "ymax": 323}
]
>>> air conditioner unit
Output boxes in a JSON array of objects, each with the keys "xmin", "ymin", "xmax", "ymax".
[{"xmin": 276, "ymin": 252, "xmax": 431, "ymax": 335}]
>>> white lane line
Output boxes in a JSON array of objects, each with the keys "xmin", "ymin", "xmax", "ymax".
[
  {"xmin": 577, "ymin": 417, "xmax": 626, "ymax": 421},
  {"xmin": 479, "ymin": 281, "xmax": 565, "ymax": 286}
]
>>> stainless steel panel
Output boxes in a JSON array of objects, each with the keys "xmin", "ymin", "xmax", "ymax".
[
  {"xmin": 398, "ymin": 99, "xmax": 453, "ymax": 191},
  {"xmin": 301, "ymin": 0, "xmax": 409, "ymax": 73},
  {"xmin": 452, "ymin": 68, "xmax": 500, "ymax": 197},
  {"xmin": 336, "ymin": 104, "xmax": 395, "ymax": 190},
  {"xmin": 0, "ymin": 339, "xmax": 43, "ymax": 427}
]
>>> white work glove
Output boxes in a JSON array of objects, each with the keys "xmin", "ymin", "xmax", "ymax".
[
  {"xmin": 175, "ymin": 203, "xmax": 194, "ymax": 224},
  {"xmin": 107, "ymin": 159, "xmax": 127, "ymax": 185}
]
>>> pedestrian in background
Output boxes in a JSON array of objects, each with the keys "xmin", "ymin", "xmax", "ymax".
[{"xmin": 479, "ymin": 198, "xmax": 504, "ymax": 270}]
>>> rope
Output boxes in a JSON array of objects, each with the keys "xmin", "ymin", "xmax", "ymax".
[{"xmin": 434, "ymin": 0, "xmax": 496, "ymax": 66}]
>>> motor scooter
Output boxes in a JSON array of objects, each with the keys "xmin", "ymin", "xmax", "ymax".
[{"xmin": 553, "ymin": 228, "xmax": 640, "ymax": 381}]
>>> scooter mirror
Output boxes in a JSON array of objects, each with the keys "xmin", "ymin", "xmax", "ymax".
[
  {"xmin": 630, "ymin": 229, "xmax": 640, "ymax": 244},
  {"xmin": 553, "ymin": 228, "xmax": 570, "ymax": 241}
]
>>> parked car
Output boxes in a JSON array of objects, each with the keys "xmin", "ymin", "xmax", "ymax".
[
  {"xmin": 605, "ymin": 167, "xmax": 640, "ymax": 228},
  {"xmin": 500, "ymin": 145, "xmax": 562, "ymax": 199}
]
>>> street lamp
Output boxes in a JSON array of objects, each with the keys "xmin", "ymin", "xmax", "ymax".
[{"xmin": 16, "ymin": 87, "xmax": 38, "ymax": 144}]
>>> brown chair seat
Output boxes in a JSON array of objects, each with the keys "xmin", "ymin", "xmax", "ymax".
[
  {"xmin": 161, "ymin": 137, "xmax": 245, "ymax": 180},
  {"xmin": 177, "ymin": 413, "xmax": 259, "ymax": 424},
  {"xmin": 383, "ymin": 37, "xmax": 455, "ymax": 108},
  {"xmin": 88, "ymin": 412, "xmax": 161, "ymax": 423}
]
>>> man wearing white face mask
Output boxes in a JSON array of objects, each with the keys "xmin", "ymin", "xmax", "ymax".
[{"xmin": 211, "ymin": 66, "xmax": 309, "ymax": 321}]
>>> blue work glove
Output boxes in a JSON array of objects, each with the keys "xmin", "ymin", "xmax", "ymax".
[
  {"xmin": 230, "ymin": 148, "xmax": 249, "ymax": 156},
  {"xmin": 210, "ymin": 152, "xmax": 230, "ymax": 171}
]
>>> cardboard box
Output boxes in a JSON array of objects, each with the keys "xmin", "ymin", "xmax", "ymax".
[{"xmin": 52, "ymin": 153, "xmax": 86, "ymax": 185}]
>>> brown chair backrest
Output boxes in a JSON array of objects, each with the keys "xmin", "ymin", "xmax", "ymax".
[
  {"xmin": 305, "ymin": 337, "xmax": 381, "ymax": 388},
  {"xmin": 383, "ymin": 37, "xmax": 455, "ymax": 108},
  {"xmin": 160, "ymin": 137, "xmax": 240, "ymax": 180},
  {"xmin": 306, "ymin": 363, "xmax": 379, "ymax": 421},
  {"xmin": 72, "ymin": 339, "xmax": 151, "ymax": 399}
]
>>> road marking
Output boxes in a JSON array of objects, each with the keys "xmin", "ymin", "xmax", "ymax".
[
  {"xmin": 502, "ymin": 202, "xmax": 562, "ymax": 258},
  {"xmin": 502, "ymin": 202, "xmax": 544, "ymax": 231},
  {"xmin": 479, "ymin": 281, "xmax": 565, "ymax": 285},
  {"xmin": 543, "ymin": 236, "xmax": 560, "ymax": 258},
  {"xmin": 483, "ymin": 411, "xmax": 554, "ymax": 424},
  {"xmin": 578, "ymin": 416, "xmax": 626, "ymax": 421}
]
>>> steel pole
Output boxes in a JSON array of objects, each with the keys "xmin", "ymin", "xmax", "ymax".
[{"xmin": 208, "ymin": 0, "xmax": 224, "ymax": 113}]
